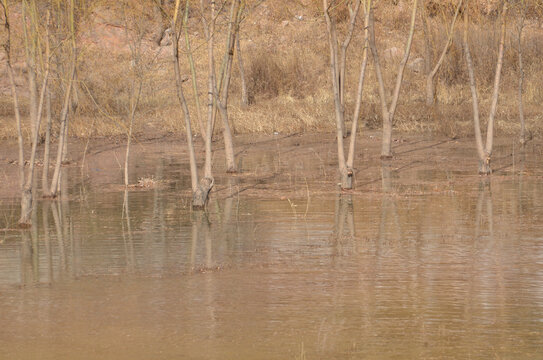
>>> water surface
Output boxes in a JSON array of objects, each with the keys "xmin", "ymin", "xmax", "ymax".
[{"xmin": 1, "ymin": 165, "xmax": 542, "ymax": 359}]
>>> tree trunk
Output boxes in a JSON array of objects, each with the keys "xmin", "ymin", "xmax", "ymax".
[
  {"xmin": 19, "ymin": 188, "xmax": 33, "ymax": 226},
  {"xmin": 463, "ymin": 2, "xmax": 506, "ymax": 175},
  {"xmin": 183, "ymin": 0, "xmax": 206, "ymax": 141},
  {"xmin": 517, "ymin": 7, "xmax": 527, "ymax": 145},
  {"xmin": 346, "ymin": 0, "xmax": 372, "ymax": 170},
  {"xmin": 28, "ymin": 66, "xmax": 38, "ymax": 146},
  {"xmin": 380, "ymin": 112, "xmax": 393, "ymax": 159},
  {"xmin": 338, "ymin": 0, "xmax": 362, "ymax": 139},
  {"xmin": 484, "ymin": 1, "xmax": 507, "ymax": 157},
  {"xmin": 50, "ymin": 1, "xmax": 76, "ymax": 196},
  {"xmin": 324, "ymin": 0, "xmax": 349, "ymax": 189},
  {"xmin": 49, "ymin": 64, "xmax": 76, "ymax": 196},
  {"xmin": 216, "ymin": 0, "xmax": 242, "ymax": 174},
  {"xmin": 202, "ymin": 0, "xmax": 215, "ymax": 189},
  {"xmin": 369, "ymin": 0, "xmax": 419, "ymax": 159},
  {"xmin": 4, "ymin": 3, "xmax": 50, "ymax": 225},
  {"xmin": 421, "ymin": 1, "xmax": 434, "ymax": 105},
  {"xmin": 384, "ymin": 0, "xmax": 419, "ymax": 157},
  {"xmin": 323, "ymin": 0, "xmax": 361, "ymax": 190},
  {"xmin": 124, "ymin": 82, "xmax": 142, "ymax": 186},
  {"xmin": 172, "ymin": 15, "xmax": 200, "ymax": 201},
  {"xmin": 463, "ymin": 11, "xmax": 488, "ymax": 174},
  {"xmin": 368, "ymin": 8, "xmax": 390, "ymax": 158},
  {"xmin": 42, "ymin": 90, "xmax": 52, "ymax": 196},
  {"xmin": 173, "ymin": 0, "xmax": 213, "ymax": 209},
  {"xmin": 192, "ymin": 177, "xmax": 214, "ymax": 210}
]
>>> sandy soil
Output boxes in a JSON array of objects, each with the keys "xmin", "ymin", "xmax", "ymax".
[{"xmin": 1, "ymin": 130, "xmax": 542, "ymax": 201}]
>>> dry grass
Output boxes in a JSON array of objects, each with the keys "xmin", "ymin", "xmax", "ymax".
[{"xmin": 0, "ymin": 0, "xmax": 542, "ymax": 141}]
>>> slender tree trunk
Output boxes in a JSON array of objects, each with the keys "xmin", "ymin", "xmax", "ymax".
[
  {"xmin": 384, "ymin": 0, "xmax": 419, "ymax": 158},
  {"xmin": 517, "ymin": 6, "xmax": 527, "ymax": 145},
  {"xmin": 369, "ymin": 0, "xmax": 418, "ymax": 159},
  {"xmin": 123, "ymin": 3, "xmax": 145, "ymax": 188},
  {"xmin": 22, "ymin": 1, "xmax": 39, "ymax": 146},
  {"xmin": 346, "ymin": 0, "xmax": 372, "ymax": 170},
  {"xmin": 4, "ymin": 2, "xmax": 50, "ymax": 225},
  {"xmin": 338, "ymin": 0, "xmax": 362, "ymax": 138},
  {"xmin": 216, "ymin": 0, "xmax": 243, "ymax": 173},
  {"xmin": 49, "ymin": 64, "xmax": 76, "ymax": 196},
  {"xmin": 484, "ymin": 2, "xmax": 507, "ymax": 157},
  {"xmin": 5, "ymin": 37, "xmax": 27, "ymax": 225},
  {"xmin": 49, "ymin": 0, "xmax": 77, "ymax": 197},
  {"xmin": 124, "ymin": 82, "xmax": 142, "ymax": 186},
  {"xmin": 172, "ymin": 0, "xmax": 213, "ymax": 209},
  {"xmin": 42, "ymin": 90, "xmax": 52, "ymax": 196},
  {"xmin": 28, "ymin": 66, "xmax": 38, "ymax": 145},
  {"xmin": 183, "ymin": 0, "xmax": 206, "ymax": 141},
  {"xmin": 173, "ymin": 17, "xmax": 199, "ymax": 199},
  {"xmin": 324, "ymin": 0, "xmax": 359, "ymax": 189},
  {"xmin": 368, "ymin": 7, "xmax": 390, "ymax": 158},
  {"xmin": 463, "ymin": 10, "xmax": 488, "ymax": 174},
  {"xmin": 463, "ymin": 3, "xmax": 507, "ymax": 175},
  {"xmin": 202, "ymin": 0, "xmax": 215, "ymax": 182},
  {"xmin": 21, "ymin": 64, "xmax": 49, "ymax": 225}
]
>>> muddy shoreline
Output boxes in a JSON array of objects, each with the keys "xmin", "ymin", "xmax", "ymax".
[{"xmin": 1, "ymin": 130, "xmax": 541, "ymax": 202}]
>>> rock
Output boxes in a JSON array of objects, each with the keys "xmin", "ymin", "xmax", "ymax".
[
  {"xmin": 408, "ymin": 57, "xmax": 425, "ymax": 73},
  {"xmin": 159, "ymin": 28, "xmax": 172, "ymax": 47},
  {"xmin": 383, "ymin": 47, "xmax": 403, "ymax": 61}
]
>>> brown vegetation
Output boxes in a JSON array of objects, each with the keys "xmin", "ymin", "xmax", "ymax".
[
  {"xmin": 1, "ymin": 0, "xmax": 542, "ymax": 142},
  {"xmin": 1, "ymin": 0, "xmax": 542, "ymax": 155}
]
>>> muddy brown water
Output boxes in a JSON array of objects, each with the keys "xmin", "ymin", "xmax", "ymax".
[{"xmin": 1, "ymin": 140, "xmax": 543, "ymax": 359}]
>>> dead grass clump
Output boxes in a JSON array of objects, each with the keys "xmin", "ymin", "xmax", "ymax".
[
  {"xmin": 431, "ymin": 105, "xmax": 474, "ymax": 138},
  {"xmin": 78, "ymin": 51, "xmax": 132, "ymax": 116},
  {"xmin": 247, "ymin": 49, "xmax": 313, "ymax": 101},
  {"xmin": 136, "ymin": 176, "xmax": 159, "ymax": 188}
]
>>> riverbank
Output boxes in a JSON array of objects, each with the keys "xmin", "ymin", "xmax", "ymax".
[{"xmin": 1, "ymin": 131, "xmax": 541, "ymax": 204}]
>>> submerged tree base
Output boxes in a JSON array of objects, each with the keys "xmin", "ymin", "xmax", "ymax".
[
  {"xmin": 192, "ymin": 177, "xmax": 214, "ymax": 210},
  {"xmin": 339, "ymin": 167, "xmax": 354, "ymax": 190},
  {"xmin": 478, "ymin": 158, "xmax": 492, "ymax": 175},
  {"xmin": 18, "ymin": 188, "xmax": 33, "ymax": 227}
]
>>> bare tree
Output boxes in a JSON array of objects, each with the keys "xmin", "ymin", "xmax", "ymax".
[
  {"xmin": 42, "ymin": 89, "xmax": 52, "ymax": 195},
  {"xmin": 206, "ymin": 0, "xmax": 243, "ymax": 173},
  {"xmin": 424, "ymin": 0, "xmax": 463, "ymax": 105},
  {"xmin": 22, "ymin": 0, "xmax": 39, "ymax": 147},
  {"xmin": 46, "ymin": 0, "xmax": 77, "ymax": 198},
  {"xmin": 2, "ymin": 1, "xmax": 51, "ymax": 226},
  {"xmin": 182, "ymin": 0, "xmax": 206, "ymax": 140},
  {"xmin": 172, "ymin": 0, "xmax": 213, "ymax": 208},
  {"xmin": 323, "ymin": 0, "xmax": 372, "ymax": 189},
  {"xmin": 122, "ymin": 1, "xmax": 146, "ymax": 187},
  {"xmin": 369, "ymin": 0, "xmax": 419, "ymax": 159},
  {"xmin": 463, "ymin": 1, "xmax": 507, "ymax": 175}
]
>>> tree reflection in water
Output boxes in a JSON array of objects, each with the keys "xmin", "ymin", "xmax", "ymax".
[{"xmin": 378, "ymin": 164, "xmax": 402, "ymax": 251}]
